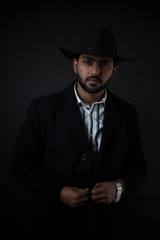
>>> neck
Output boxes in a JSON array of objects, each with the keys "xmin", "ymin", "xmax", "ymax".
[{"xmin": 76, "ymin": 82, "xmax": 105, "ymax": 106}]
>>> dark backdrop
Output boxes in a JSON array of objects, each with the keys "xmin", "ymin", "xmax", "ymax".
[{"xmin": 1, "ymin": 1, "xmax": 160, "ymax": 238}]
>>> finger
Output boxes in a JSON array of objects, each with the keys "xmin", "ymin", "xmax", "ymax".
[
  {"xmin": 79, "ymin": 188, "xmax": 89, "ymax": 198},
  {"xmin": 92, "ymin": 193, "xmax": 109, "ymax": 203},
  {"xmin": 73, "ymin": 196, "xmax": 89, "ymax": 207},
  {"xmin": 79, "ymin": 196, "xmax": 89, "ymax": 203},
  {"xmin": 92, "ymin": 192, "xmax": 104, "ymax": 201},
  {"xmin": 74, "ymin": 187, "xmax": 89, "ymax": 193},
  {"xmin": 92, "ymin": 188, "xmax": 101, "ymax": 195},
  {"xmin": 93, "ymin": 183, "xmax": 102, "ymax": 189},
  {"xmin": 73, "ymin": 188, "xmax": 89, "ymax": 198}
]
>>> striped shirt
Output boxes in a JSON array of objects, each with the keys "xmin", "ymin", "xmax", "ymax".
[{"xmin": 74, "ymin": 82, "xmax": 107, "ymax": 153}]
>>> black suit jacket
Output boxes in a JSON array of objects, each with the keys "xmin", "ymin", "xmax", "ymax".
[{"xmin": 11, "ymin": 81, "xmax": 146, "ymax": 236}]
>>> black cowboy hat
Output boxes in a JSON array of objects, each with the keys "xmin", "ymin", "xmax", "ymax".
[{"xmin": 60, "ymin": 27, "xmax": 133, "ymax": 64}]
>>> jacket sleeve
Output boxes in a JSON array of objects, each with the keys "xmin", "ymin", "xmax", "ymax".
[
  {"xmin": 11, "ymin": 100, "xmax": 65, "ymax": 207},
  {"xmin": 120, "ymin": 108, "xmax": 147, "ymax": 201}
]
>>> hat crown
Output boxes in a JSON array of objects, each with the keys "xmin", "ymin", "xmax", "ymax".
[
  {"xmin": 60, "ymin": 27, "xmax": 133, "ymax": 63},
  {"xmin": 78, "ymin": 27, "xmax": 118, "ymax": 56}
]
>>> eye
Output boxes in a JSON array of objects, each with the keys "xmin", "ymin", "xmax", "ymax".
[
  {"xmin": 83, "ymin": 60, "xmax": 92, "ymax": 65},
  {"xmin": 100, "ymin": 62, "xmax": 111, "ymax": 68}
]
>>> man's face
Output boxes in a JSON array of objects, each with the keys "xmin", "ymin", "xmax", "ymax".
[{"xmin": 73, "ymin": 54, "xmax": 118, "ymax": 94}]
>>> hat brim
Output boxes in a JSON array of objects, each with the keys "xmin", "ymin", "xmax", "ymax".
[{"xmin": 59, "ymin": 47, "xmax": 134, "ymax": 63}]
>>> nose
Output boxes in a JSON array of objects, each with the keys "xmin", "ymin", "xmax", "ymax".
[{"xmin": 91, "ymin": 63, "xmax": 101, "ymax": 76}]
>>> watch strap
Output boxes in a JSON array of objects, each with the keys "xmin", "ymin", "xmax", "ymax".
[{"xmin": 114, "ymin": 181, "xmax": 123, "ymax": 203}]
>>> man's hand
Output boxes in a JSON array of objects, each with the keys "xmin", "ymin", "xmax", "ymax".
[
  {"xmin": 91, "ymin": 181, "xmax": 117, "ymax": 204},
  {"xmin": 59, "ymin": 186, "xmax": 89, "ymax": 207}
]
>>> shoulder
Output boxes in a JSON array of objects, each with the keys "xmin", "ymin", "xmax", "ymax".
[
  {"xmin": 25, "ymin": 90, "xmax": 65, "ymax": 119},
  {"xmin": 30, "ymin": 81, "xmax": 75, "ymax": 109},
  {"xmin": 108, "ymin": 90, "xmax": 138, "ymax": 119},
  {"xmin": 26, "ymin": 81, "xmax": 76, "ymax": 117},
  {"xmin": 32, "ymin": 90, "xmax": 64, "ymax": 108}
]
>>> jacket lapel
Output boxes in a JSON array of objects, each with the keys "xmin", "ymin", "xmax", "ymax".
[
  {"xmin": 99, "ymin": 91, "xmax": 121, "ymax": 153},
  {"xmin": 61, "ymin": 81, "xmax": 89, "ymax": 151}
]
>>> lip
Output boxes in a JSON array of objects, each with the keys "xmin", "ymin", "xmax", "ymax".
[{"xmin": 87, "ymin": 78, "xmax": 100, "ymax": 83}]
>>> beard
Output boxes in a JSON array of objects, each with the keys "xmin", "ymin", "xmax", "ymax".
[{"xmin": 77, "ymin": 73, "xmax": 112, "ymax": 94}]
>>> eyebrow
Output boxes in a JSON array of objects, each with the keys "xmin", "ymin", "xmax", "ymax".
[{"xmin": 82, "ymin": 56, "xmax": 112, "ymax": 63}]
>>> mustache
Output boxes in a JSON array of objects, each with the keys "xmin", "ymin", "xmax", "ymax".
[{"xmin": 86, "ymin": 76, "xmax": 102, "ymax": 83}]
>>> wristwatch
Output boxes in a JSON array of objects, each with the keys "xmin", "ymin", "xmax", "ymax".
[{"xmin": 114, "ymin": 181, "xmax": 123, "ymax": 203}]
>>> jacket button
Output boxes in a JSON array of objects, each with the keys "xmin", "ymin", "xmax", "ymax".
[{"xmin": 82, "ymin": 153, "xmax": 87, "ymax": 161}]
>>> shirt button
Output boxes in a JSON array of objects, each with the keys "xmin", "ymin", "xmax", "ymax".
[{"xmin": 82, "ymin": 153, "xmax": 87, "ymax": 161}]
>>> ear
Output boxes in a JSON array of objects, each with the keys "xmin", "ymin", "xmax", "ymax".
[
  {"xmin": 73, "ymin": 59, "xmax": 78, "ymax": 73},
  {"xmin": 111, "ymin": 65, "xmax": 118, "ymax": 78}
]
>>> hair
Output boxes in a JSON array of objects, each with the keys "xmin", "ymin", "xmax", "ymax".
[
  {"xmin": 113, "ymin": 59, "xmax": 119, "ymax": 66},
  {"xmin": 74, "ymin": 54, "xmax": 80, "ymax": 61}
]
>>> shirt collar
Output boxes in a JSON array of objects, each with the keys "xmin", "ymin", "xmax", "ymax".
[{"xmin": 74, "ymin": 82, "xmax": 107, "ymax": 105}]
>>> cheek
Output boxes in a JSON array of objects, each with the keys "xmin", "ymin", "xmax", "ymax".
[
  {"xmin": 103, "ymin": 69, "xmax": 114, "ymax": 79},
  {"xmin": 77, "ymin": 66, "xmax": 89, "ymax": 79}
]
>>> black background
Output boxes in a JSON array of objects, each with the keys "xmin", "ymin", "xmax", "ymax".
[{"xmin": 1, "ymin": 1, "xmax": 160, "ymax": 238}]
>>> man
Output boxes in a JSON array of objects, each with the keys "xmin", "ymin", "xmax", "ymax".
[{"xmin": 11, "ymin": 28, "xmax": 146, "ymax": 239}]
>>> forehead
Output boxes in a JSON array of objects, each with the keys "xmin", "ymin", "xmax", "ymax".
[{"xmin": 79, "ymin": 54, "xmax": 114, "ymax": 62}]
